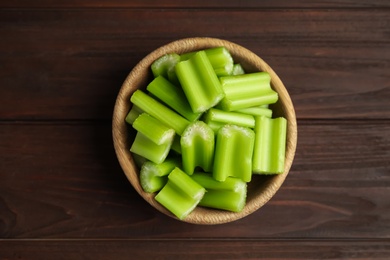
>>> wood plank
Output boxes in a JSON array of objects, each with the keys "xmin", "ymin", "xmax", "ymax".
[
  {"xmin": 1, "ymin": 0, "xmax": 390, "ymax": 8},
  {"xmin": 1, "ymin": 239, "xmax": 390, "ymax": 260},
  {"xmin": 0, "ymin": 121, "xmax": 389, "ymax": 238},
  {"xmin": 0, "ymin": 9, "xmax": 389, "ymax": 120}
]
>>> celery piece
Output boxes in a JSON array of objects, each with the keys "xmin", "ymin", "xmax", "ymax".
[
  {"xmin": 191, "ymin": 173, "xmax": 247, "ymax": 212},
  {"xmin": 206, "ymin": 120, "xmax": 226, "ymax": 134},
  {"xmin": 130, "ymin": 132, "xmax": 172, "ymax": 164},
  {"xmin": 219, "ymin": 72, "xmax": 278, "ymax": 111},
  {"xmin": 180, "ymin": 47, "xmax": 234, "ymax": 77},
  {"xmin": 176, "ymin": 51, "xmax": 224, "ymax": 113},
  {"xmin": 125, "ymin": 105, "xmax": 143, "ymax": 125},
  {"xmin": 181, "ymin": 121, "xmax": 215, "ymax": 175},
  {"xmin": 140, "ymin": 157, "xmax": 180, "ymax": 193},
  {"xmin": 213, "ymin": 125, "xmax": 255, "ymax": 182},
  {"xmin": 170, "ymin": 134, "xmax": 182, "ymax": 154},
  {"xmin": 155, "ymin": 167, "xmax": 205, "ymax": 220},
  {"xmin": 151, "ymin": 53, "xmax": 181, "ymax": 79},
  {"xmin": 131, "ymin": 90, "xmax": 190, "ymax": 135},
  {"xmin": 235, "ymin": 106, "xmax": 273, "ymax": 118},
  {"xmin": 146, "ymin": 76, "xmax": 202, "ymax": 122},
  {"xmin": 204, "ymin": 108, "xmax": 255, "ymax": 129},
  {"xmin": 232, "ymin": 63, "xmax": 245, "ymax": 75},
  {"xmin": 252, "ymin": 116, "xmax": 287, "ymax": 174},
  {"xmin": 133, "ymin": 113, "xmax": 175, "ymax": 145},
  {"xmin": 131, "ymin": 153, "xmax": 148, "ymax": 169}
]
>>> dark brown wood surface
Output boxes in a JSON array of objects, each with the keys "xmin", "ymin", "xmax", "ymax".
[{"xmin": 1, "ymin": 1, "xmax": 389, "ymax": 259}]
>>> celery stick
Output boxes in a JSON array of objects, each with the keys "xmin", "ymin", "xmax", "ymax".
[
  {"xmin": 131, "ymin": 90, "xmax": 190, "ymax": 135},
  {"xmin": 232, "ymin": 63, "xmax": 245, "ymax": 75},
  {"xmin": 219, "ymin": 72, "xmax": 278, "ymax": 111},
  {"xmin": 181, "ymin": 121, "xmax": 215, "ymax": 175},
  {"xmin": 252, "ymin": 116, "xmax": 287, "ymax": 174},
  {"xmin": 151, "ymin": 53, "xmax": 180, "ymax": 79},
  {"xmin": 180, "ymin": 47, "xmax": 234, "ymax": 76},
  {"xmin": 235, "ymin": 106, "xmax": 273, "ymax": 118},
  {"xmin": 133, "ymin": 113, "xmax": 175, "ymax": 145},
  {"xmin": 176, "ymin": 51, "xmax": 224, "ymax": 113},
  {"xmin": 125, "ymin": 105, "xmax": 143, "ymax": 125},
  {"xmin": 155, "ymin": 167, "xmax": 205, "ymax": 220},
  {"xmin": 191, "ymin": 173, "xmax": 247, "ymax": 212},
  {"xmin": 130, "ymin": 132, "xmax": 172, "ymax": 164},
  {"xmin": 206, "ymin": 120, "xmax": 226, "ymax": 134},
  {"xmin": 204, "ymin": 108, "xmax": 255, "ymax": 129},
  {"xmin": 213, "ymin": 125, "xmax": 255, "ymax": 182},
  {"xmin": 140, "ymin": 157, "xmax": 180, "ymax": 193},
  {"xmin": 131, "ymin": 153, "xmax": 148, "ymax": 169},
  {"xmin": 146, "ymin": 76, "xmax": 202, "ymax": 122}
]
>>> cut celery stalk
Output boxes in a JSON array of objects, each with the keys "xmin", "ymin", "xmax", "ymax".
[
  {"xmin": 146, "ymin": 76, "xmax": 202, "ymax": 122},
  {"xmin": 181, "ymin": 121, "xmax": 215, "ymax": 175},
  {"xmin": 130, "ymin": 132, "xmax": 172, "ymax": 164},
  {"xmin": 140, "ymin": 157, "xmax": 180, "ymax": 193},
  {"xmin": 252, "ymin": 116, "xmax": 287, "ymax": 174},
  {"xmin": 131, "ymin": 90, "xmax": 190, "ymax": 135},
  {"xmin": 205, "ymin": 120, "xmax": 226, "ymax": 134},
  {"xmin": 180, "ymin": 47, "xmax": 234, "ymax": 76},
  {"xmin": 131, "ymin": 153, "xmax": 148, "ymax": 169},
  {"xmin": 235, "ymin": 106, "xmax": 273, "ymax": 118},
  {"xmin": 132, "ymin": 113, "xmax": 175, "ymax": 145},
  {"xmin": 204, "ymin": 108, "xmax": 255, "ymax": 129},
  {"xmin": 219, "ymin": 72, "xmax": 278, "ymax": 111},
  {"xmin": 151, "ymin": 53, "xmax": 180, "ymax": 79},
  {"xmin": 125, "ymin": 105, "xmax": 143, "ymax": 125},
  {"xmin": 155, "ymin": 167, "xmax": 205, "ymax": 220},
  {"xmin": 232, "ymin": 63, "xmax": 245, "ymax": 75},
  {"xmin": 191, "ymin": 173, "xmax": 247, "ymax": 212},
  {"xmin": 213, "ymin": 125, "xmax": 255, "ymax": 182},
  {"xmin": 176, "ymin": 51, "xmax": 224, "ymax": 113}
]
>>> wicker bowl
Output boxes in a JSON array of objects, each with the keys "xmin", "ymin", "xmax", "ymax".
[{"xmin": 112, "ymin": 37, "xmax": 297, "ymax": 224}]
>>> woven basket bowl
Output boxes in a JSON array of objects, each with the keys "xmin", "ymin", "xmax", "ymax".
[{"xmin": 112, "ymin": 37, "xmax": 297, "ymax": 225}]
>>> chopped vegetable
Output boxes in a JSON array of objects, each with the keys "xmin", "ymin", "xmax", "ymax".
[
  {"xmin": 146, "ymin": 76, "xmax": 202, "ymax": 122},
  {"xmin": 232, "ymin": 63, "xmax": 245, "ymax": 75},
  {"xmin": 235, "ymin": 106, "xmax": 273, "ymax": 118},
  {"xmin": 204, "ymin": 108, "xmax": 255, "ymax": 132},
  {"xmin": 252, "ymin": 116, "xmax": 287, "ymax": 174},
  {"xmin": 131, "ymin": 90, "xmax": 190, "ymax": 135},
  {"xmin": 125, "ymin": 105, "xmax": 143, "ymax": 125},
  {"xmin": 181, "ymin": 121, "xmax": 215, "ymax": 175},
  {"xmin": 176, "ymin": 51, "xmax": 224, "ymax": 113},
  {"xmin": 155, "ymin": 167, "xmax": 205, "ymax": 220},
  {"xmin": 213, "ymin": 124, "xmax": 255, "ymax": 182},
  {"xmin": 132, "ymin": 113, "xmax": 175, "ymax": 145},
  {"xmin": 219, "ymin": 72, "xmax": 278, "ymax": 111},
  {"xmin": 130, "ymin": 132, "xmax": 172, "ymax": 164},
  {"xmin": 151, "ymin": 53, "xmax": 181, "ymax": 85}
]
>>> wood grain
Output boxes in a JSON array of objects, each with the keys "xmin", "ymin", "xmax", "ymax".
[
  {"xmin": 0, "ymin": 122, "xmax": 388, "ymax": 238},
  {"xmin": 1, "ymin": 239, "xmax": 390, "ymax": 260},
  {"xmin": 0, "ymin": 9, "xmax": 389, "ymax": 120}
]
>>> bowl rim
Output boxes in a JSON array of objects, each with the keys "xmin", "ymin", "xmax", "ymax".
[{"xmin": 112, "ymin": 37, "xmax": 298, "ymax": 225}]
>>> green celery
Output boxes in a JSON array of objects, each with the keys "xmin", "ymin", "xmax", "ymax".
[
  {"xmin": 151, "ymin": 53, "xmax": 180, "ymax": 80},
  {"xmin": 155, "ymin": 167, "xmax": 205, "ymax": 220},
  {"xmin": 125, "ymin": 105, "xmax": 143, "ymax": 125},
  {"xmin": 191, "ymin": 173, "xmax": 247, "ymax": 212},
  {"xmin": 130, "ymin": 132, "xmax": 172, "ymax": 164},
  {"xmin": 213, "ymin": 125, "xmax": 255, "ymax": 182},
  {"xmin": 131, "ymin": 153, "xmax": 148, "ymax": 169},
  {"xmin": 252, "ymin": 116, "xmax": 287, "ymax": 174},
  {"xmin": 180, "ymin": 47, "xmax": 234, "ymax": 76},
  {"xmin": 219, "ymin": 72, "xmax": 278, "ymax": 111},
  {"xmin": 232, "ymin": 63, "xmax": 245, "ymax": 75},
  {"xmin": 206, "ymin": 120, "xmax": 226, "ymax": 134},
  {"xmin": 235, "ymin": 106, "xmax": 273, "ymax": 118},
  {"xmin": 204, "ymin": 108, "xmax": 255, "ymax": 130},
  {"xmin": 181, "ymin": 121, "xmax": 215, "ymax": 175},
  {"xmin": 131, "ymin": 90, "xmax": 190, "ymax": 135},
  {"xmin": 176, "ymin": 51, "xmax": 224, "ymax": 113},
  {"xmin": 146, "ymin": 76, "xmax": 202, "ymax": 122},
  {"xmin": 132, "ymin": 113, "xmax": 175, "ymax": 145},
  {"xmin": 140, "ymin": 157, "xmax": 180, "ymax": 193}
]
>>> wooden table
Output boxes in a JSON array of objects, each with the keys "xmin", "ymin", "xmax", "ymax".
[{"xmin": 1, "ymin": 1, "xmax": 389, "ymax": 259}]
